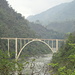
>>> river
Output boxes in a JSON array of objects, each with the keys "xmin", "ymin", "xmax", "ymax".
[{"xmin": 22, "ymin": 54, "xmax": 53, "ymax": 75}]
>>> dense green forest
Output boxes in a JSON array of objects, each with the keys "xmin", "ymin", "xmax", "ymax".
[
  {"xmin": 49, "ymin": 32, "xmax": 75, "ymax": 75},
  {"xmin": 0, "ymin": 0, "xmax": 37, "ymax": 38}
]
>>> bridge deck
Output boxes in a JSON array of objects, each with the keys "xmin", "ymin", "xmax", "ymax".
[{"xmin": 0, "ymin": 38, "xmax": 65, "ymax": 41}]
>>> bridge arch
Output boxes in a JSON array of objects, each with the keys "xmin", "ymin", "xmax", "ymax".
[{"xmin": 17, "ymin": 39, "xmax": 53, "ymax": 60}]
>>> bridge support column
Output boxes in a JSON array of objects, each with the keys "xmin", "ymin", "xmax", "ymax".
[
  {"xmin": 15, "ymin": 38, "xmax": 18, "ymax": 60},
  {"xmin": 52, "ymin": 40, "xmax": 53, "ymax": 51},
  {"xmin": 8, "ymin": 39, "xmax": 10, "ymax": 57},
  {"xmin": 15, "ymin": 38, "xmax": 18, "ymax": 75},
  {"xmin": 56, "ymin": 39, "xmax": 58, "ymax": 51},
  {"xmin": 20, "ymin": 39, "xmax": 22, "ymax": 49}
]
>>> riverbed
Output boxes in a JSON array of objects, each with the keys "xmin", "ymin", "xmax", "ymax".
[{"xmin": 22, "ymin": 54, "xmax": 53, "ymax": 75}]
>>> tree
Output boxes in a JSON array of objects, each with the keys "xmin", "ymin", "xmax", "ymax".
[{"xmin": 49, "ymin": 33, "xmax": 75, "ymax": 75}]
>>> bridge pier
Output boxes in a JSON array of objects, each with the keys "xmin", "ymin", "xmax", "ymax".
[
  {"xmin": 52, "ymin": 40, "xmax": 54, "ymax": 51},
  {"xmin": 15, "ymin": 38, "xmax": 18, "ymax": 61},
  {"xmin": 8, "ymin": 39, "xmax": 10, "ymax": 57},
  {"xmin": 56, "ymin": 39, "xmax": 58, "ymax": 52},
  {"xmin": 20, "ymin": 39, "xmax": 22, "ymax": 49},
  {"xmin": 15, "ymin": 38, "xmax": 18, "ymax": 75}
]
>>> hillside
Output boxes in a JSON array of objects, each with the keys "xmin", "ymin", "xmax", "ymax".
[
  {"xmin": 29, "ymin": 22, "xmax": 64, "ymax": 39},
  {"xmin": 49, "ymin": 32, "xmax": 75, "ymax": 75},
  {"xmin": 27, "ymin": 0, "xmax": 75, "ymax": 33},
  {"xmin": 27, "ymin": 3, "xmax": 68, "ymax": 23},
  {"xmin": 46, "ymin": 21, "xmax": 75, "ymax": 33},
  {"xmin": 0, "ymin": 0, "xmax": 36, "ymax": 38}
]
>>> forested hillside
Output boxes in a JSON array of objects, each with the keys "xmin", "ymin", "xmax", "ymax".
[
  {"xmin": 49, "ymin": 32, "xmax": 75, "ymax": 75},
  {"xmin": 47, "ymin": 21, "xmax": 75, "ymax": 33},
  {"xmin": 0, "ymin": 0, "xmax": 36, "ymax": 38}
]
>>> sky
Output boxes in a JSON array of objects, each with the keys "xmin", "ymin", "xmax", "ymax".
[{"xmin": 6, "ymin": 0, "xmax": 73, "ymax": 18}]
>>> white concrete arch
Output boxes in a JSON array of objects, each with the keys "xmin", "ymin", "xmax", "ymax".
[{"xmin": 17, "ymin": 39, "xmax": 53, "ymax": 60}]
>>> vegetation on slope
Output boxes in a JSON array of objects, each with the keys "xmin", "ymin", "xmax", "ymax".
[
  {"xmin": 0, "ymin": 0, "xmax": 37, "ymax": 38},
  {"xmin": 29, "ymin": 22, "xmax": 64, "ymax": 39},
  {"xmin": 47, "ymin": 21, "xmax": 75, "ymax": 33},
  {"xmin": 49, "ymin": 32, "xmax": 75, "ymax": 75}
]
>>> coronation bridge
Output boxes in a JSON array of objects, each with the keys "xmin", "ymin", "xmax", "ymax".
[{"xmin": 0, "ymin": 38, "xmax": 65, "ymax": 61}]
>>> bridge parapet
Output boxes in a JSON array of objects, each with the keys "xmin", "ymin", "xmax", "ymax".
[{"xmin": 32, "ymin": 39, "xmax": 41, "ymax": 41}]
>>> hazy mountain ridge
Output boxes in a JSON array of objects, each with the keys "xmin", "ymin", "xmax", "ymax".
[
  {"xmin": 27, "ymin": 3, "xmax": 68, "ymax": 23},
  {"xmin": 27, "ymin": 0, "xmax": 75, "ymax": 33},
  {"xmin": 46, "ymin": 21, "xmax": 75, "ymax": 33},
  {"xmin": 29, "ymin": 22, "xmax": 64, "ymax": 39},
  {"xmin": 27, "ymin": 0, "xmax": 75, "ymax": 24}
]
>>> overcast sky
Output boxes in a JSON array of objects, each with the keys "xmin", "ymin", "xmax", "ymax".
[{"xmin": 6, "ymin": 0, "xmax": 73, "ymax": 18}]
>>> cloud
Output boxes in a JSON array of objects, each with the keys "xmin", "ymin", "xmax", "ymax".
[{"xmin": 6, "ymin": 0, "xmax": 73, "ymax": 17}]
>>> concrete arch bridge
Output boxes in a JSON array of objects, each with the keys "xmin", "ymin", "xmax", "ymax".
[{"xmin": 0, "ymin": 38, "xmax": 65, "ymax": 61}]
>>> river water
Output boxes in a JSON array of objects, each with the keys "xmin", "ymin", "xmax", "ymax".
[{"xmin": 22, "ymin": 54, "xmax": 53, "ymax": 75}]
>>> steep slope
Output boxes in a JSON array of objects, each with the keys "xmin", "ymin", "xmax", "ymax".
[{"xmin": 0, "ymin": 0, "xmax": 36, "ymax": 38}]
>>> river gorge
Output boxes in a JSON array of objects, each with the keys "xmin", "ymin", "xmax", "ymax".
[{"xmin": 22, "ymin": 54, "xmax": 53, "ymax": 75}]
